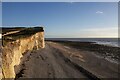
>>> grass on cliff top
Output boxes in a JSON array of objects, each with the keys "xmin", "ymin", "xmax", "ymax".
[
  {"xmin": 2, "ymin": 27, "xmax": 25, "ymax": 34},
  {"xmin": 2, "ymin": 27, "xmax": 44, "ymax": 46}
]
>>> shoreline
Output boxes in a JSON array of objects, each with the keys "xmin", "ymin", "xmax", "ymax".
[
  {"xmin": 13, "ymin": 41, "xmax": 119, "ymax": 78},
  {"xmin": 45, "ymin": 38, "xmax": 119, "ymax": 47},
  {"xmin": 46, "ymin": 40, "xmax": 120, "ymax": 64},
  {"xmin": 46, "ymin": 41, "xmax": 119, "ymax": 78}
]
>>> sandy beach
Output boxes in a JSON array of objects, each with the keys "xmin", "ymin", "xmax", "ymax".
[{"xmin": 15, "ymin": 41, "xmax": 119, "ymax": 79}]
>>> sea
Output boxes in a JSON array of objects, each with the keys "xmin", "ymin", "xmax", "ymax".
[{"xmin": 45, "ymin": 38, "xmax": 119, "ymax": 47}]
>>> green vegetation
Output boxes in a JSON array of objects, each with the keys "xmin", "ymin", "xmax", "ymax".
[{"xmin": 2, "ymin": 27, "xmax": 25, "ymax": 34}]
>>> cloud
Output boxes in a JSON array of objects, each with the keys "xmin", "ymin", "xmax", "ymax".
[
  {"xmin": 96, "ymin": 11, "xmax": 103, "ymax": 14},
  {"xmin": 66, "ymin": 1, "xmax": 74, "ymax": 4}
]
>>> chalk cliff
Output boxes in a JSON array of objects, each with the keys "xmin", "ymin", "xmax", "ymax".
[{"xmin": 1, "ymin": 27, "xmax": 45, "ymax": 79}]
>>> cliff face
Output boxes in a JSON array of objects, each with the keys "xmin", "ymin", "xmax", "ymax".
[{"xmin": 1, "ymin": 28, "xmax": 44, "ymax": 78}]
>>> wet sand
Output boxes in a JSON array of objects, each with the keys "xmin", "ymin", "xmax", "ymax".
[{"xmin": 15, "ymin": 41, "xmax": 120, "ymax": 79}]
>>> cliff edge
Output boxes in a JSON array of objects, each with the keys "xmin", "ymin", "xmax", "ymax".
[{"xmin": 1, "ymin": 27, "xmax": 45, "ymax": 79}]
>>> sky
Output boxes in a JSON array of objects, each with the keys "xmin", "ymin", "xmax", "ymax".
[
  {"xmin": 2, "ymin": 2, "xmax": 118, "ymax": 38},
  {"xmin": 0, "ymin": 2, "xmax": 1, "ymax": 27},
  {"xmin": 2, "ymin": 0, "xmax": 120, "ymax": 2}
]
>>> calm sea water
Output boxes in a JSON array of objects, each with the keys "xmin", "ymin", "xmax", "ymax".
[{"xmin": 46, "ymin": 38, "xmax": 119, "ymax": 47}]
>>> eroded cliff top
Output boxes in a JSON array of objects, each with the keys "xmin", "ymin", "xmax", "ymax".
[{"xmin": 2, "ymin": 27, "xmax": 44, "ymax": 46}]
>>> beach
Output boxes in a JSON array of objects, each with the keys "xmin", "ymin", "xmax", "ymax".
[
  {"xmin": 15, "ymin": 41, "xmax": 119, "ymax": 79},
  {"xmin": 49, "ymin": 40, "xmax": 120, "ymax": 63}
]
